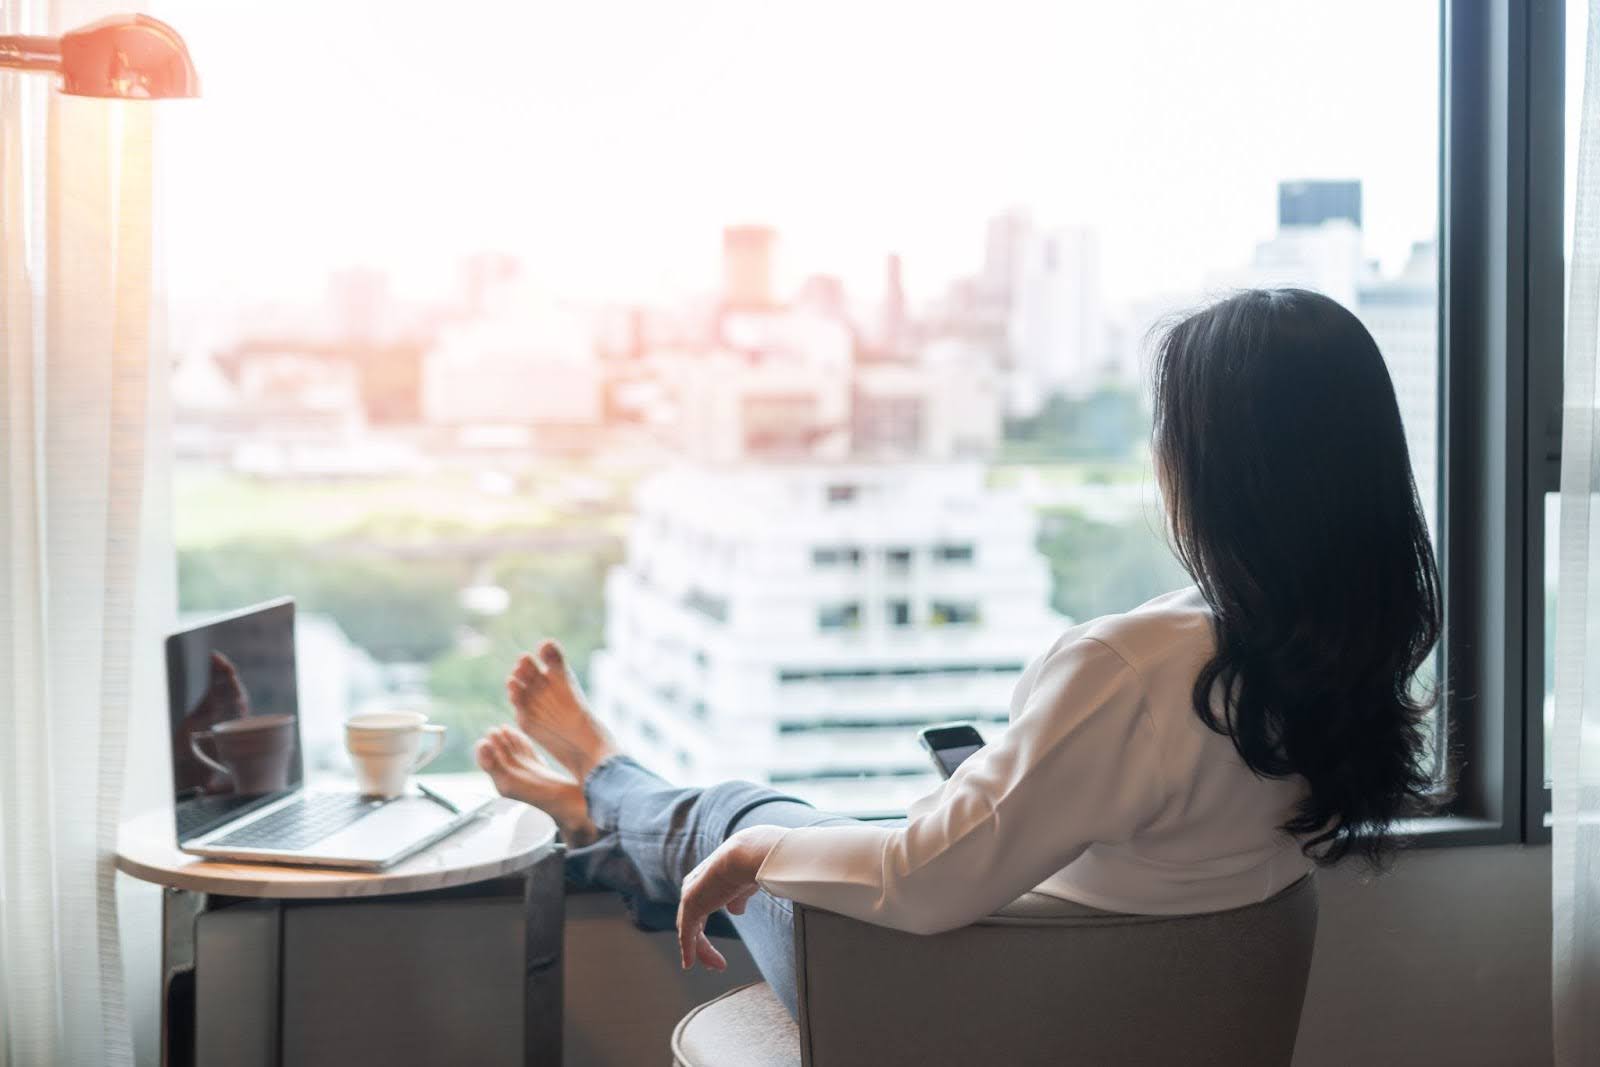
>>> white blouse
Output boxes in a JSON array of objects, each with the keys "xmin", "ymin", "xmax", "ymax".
[{"xmin": 755, "ymin": 587, "xmax": 1313, "ymax": 934}]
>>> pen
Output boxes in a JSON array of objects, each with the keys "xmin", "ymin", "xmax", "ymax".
[{"xmin": 416, "ymin": 780, "xmax": 461, "ymax": 814}]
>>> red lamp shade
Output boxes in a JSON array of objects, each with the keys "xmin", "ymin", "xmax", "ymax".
[{"xmin": 0, "ymin": 14, "xmax": 198, "ymax": 99}]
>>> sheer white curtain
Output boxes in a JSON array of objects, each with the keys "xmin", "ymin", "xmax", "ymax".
[
  {"xmin": 0, "ymin": 2, "xmax": 165, "ymax": 1064},
  {"xmin": 1557, "ymin": 1, "xmax": 1600, "ymax": 1063}
]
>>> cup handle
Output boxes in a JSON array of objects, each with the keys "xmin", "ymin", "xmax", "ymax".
[
  {"xmin": 189, "ymin": 731, "xmax": 232, "ymax": 778},
  {"xmin": 410, "ymin": 724, "xmax": 446, "ymax": 774}
]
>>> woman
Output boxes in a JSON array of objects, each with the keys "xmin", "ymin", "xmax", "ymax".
[{"xmin": 474, "ymin": 287, "xmax": 1442, "ymax": 1016}]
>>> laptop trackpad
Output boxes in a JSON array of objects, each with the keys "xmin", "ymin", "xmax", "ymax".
[{"xmin": 309, "ymin": 796, "xmax": 460, "ymax": 863}]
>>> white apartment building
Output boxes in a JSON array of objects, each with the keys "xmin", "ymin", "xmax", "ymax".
[{"xmin": 590, "ymin": 462, "xmax": 1066, "ymax": 811}]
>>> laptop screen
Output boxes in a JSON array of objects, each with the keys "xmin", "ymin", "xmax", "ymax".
[{"xmin": 166, "ymin": 599, "xmax": 303, "ymax": 842}]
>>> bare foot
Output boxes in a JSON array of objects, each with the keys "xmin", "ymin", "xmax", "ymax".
[
  {"xmin": 475, "ymin": 724, "xmax": 599, "ymax": 846},
  {"xmin": 506, "ymin": 640, "xmax": 619, "ymax": 782}
]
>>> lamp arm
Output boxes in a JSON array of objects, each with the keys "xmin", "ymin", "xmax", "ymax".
[{"xmin": 0, "ymin": 35, "xmax": 63, "ymax": 74}]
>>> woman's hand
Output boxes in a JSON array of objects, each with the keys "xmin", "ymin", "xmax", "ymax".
[{"xmin": 676, "ymin": 825, "xmax": 787, "ymax": 971}]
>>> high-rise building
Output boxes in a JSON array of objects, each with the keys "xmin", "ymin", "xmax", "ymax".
[
  {"xmin": 796, "ymin": 273, "xmax": 848, "ymax": 319},
  {"xmin": 590, "ymin": 462, "xmax": 1063, "ymax": 811},
  {"xmin": 1214, "ymin": 181, "xmax": 1436, "ymax": 533},
  {"xmin": 1278, "ymin": 180, "xmax": 1363, "ymax": 230},
  {"xmin": 879, "ymin": 253, "xmax": 908, "ymax": 356},
  {"xmin": 1357, "ymin": 240, "xmax": 1439, "ymax": 535},
  {"xmin": 1008, "ymin": 225, "xmax": 1104, "ymax": 412},
  {"xmin": 723, "ymin": 225, "xmax": 778, "ymax": 310},
  {"xmin": 1212, "ymin": 182, "xmax": 1366, "ymax": 308},
  {"xmin": 981, "ymin": 208, "xmax": 1032, "ymax": 314}
]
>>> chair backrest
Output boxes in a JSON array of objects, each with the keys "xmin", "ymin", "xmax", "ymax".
[{"xmin": 791, "ymin": 874, "xmax": 1318, "ymax": 1067}]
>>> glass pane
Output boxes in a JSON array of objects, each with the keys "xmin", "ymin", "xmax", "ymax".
[
  {"xmin": 1551, "ymin": 0, "xmax": 1590, "ymax": 793},
  {"xmin": 1547, "ymin": 493, "xmax": 1561, "ymax": 787},
  {"xmin": 161, "ymin": 0, "xmax": 1440, "ymax": 809},
  {"xmin": 1572, "ymin": 0, "xmax": 1591, "ymax": 274}
]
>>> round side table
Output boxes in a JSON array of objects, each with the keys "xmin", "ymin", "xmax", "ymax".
[{"xmin": 117, "ymin": 798, "xmax": 563, "ymax": 1067}]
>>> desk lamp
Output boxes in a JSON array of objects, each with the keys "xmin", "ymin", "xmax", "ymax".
[{"xmin": 0, "ymin": 13, "xmax": 197, "ymax": 98}]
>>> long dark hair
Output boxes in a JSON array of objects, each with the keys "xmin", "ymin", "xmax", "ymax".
[{"xmin": 1150, "ymin": 288, "xmax": 1442, "ymax": 868}]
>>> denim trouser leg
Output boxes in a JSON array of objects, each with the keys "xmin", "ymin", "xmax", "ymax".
[{"xmin": 563, "ymin": 755, "xmax": 859, "ymax": 1017}]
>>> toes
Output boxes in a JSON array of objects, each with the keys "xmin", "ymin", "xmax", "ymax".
[
  {"xmin": 499, "ymin": 726, "xmax": 538, "ymax": 759},
  {"xmin": 474, "ymin": 737, "xmax": 500, "ymax": 772},
  {"xmin": 537, "ymin": 640, "xmax": 566, "ymax": 673},
  {"xmin": 512, "ymin": 654, "xmax": 543, "ymax": 686}
]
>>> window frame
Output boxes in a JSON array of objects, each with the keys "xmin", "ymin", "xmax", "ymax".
[
  {"xmin": 1423, "ymin": 0, "xmax": 1562, "ymax": 849},
  {"xmin": 1524, "ymin": 0, "xmax": 1565, "ymax": 844}
]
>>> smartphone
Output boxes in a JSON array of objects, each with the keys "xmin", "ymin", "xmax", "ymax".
[{"xmin": 917, "ymin": 722, "xmax": 987, "ymax": 779}]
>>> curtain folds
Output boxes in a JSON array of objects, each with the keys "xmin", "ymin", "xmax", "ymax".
[
  {"xmin": 0, "ymin": 11, "xmax": 158, "ymax": 1064},
  {"xmin": 1556, "ymin": 1, "xmax": 1600, "ymax": 1063}
]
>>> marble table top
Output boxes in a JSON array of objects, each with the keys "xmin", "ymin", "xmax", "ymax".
[{"xmin": 116, "ymin": 785, "xmax": 559, "ymax": 899}]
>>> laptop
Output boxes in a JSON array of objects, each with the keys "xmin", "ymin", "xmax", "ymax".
[{"xmin": 167, "ymin": 597, "xmax": 491, "ymax": 870}]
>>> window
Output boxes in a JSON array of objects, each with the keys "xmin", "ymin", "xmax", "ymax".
[
  {"xmin": 812, "ymin": 546, "xmax": 863, "ymax": 568},
  {"xmin": 778, "ymin": 663, "xmax": 1024, "ymax": 683},
  {"xmin": 158, "ymin": 0, "xmax": 1500, "ymax": 820},
  {"xmin": 929, "ymin": 601, "xmax": 981, "ymax": 627},
  {"xmin": 779, "ymin": 713, "xmax": 1010, "ymax": 734},
  {"xmin": 684, "ymin": 590, "xmax": 729, "ymax": 624},
  {"xmin": 818, "ymin": 603, "xmax": 863, "ymax": 632},
  {"xmin": 853, "ymin": 394, "xmax": 924, "ymax": 454},
  {"xmin": 743, "ymin": 394, "xmax": 821, "ymax": 456}
]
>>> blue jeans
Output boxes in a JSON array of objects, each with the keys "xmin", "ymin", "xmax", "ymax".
[{"xmin": 564, "ymin": 756, "xmax": 861, "ymax": 1017}]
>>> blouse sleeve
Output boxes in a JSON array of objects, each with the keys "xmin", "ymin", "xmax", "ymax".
[
  {"xmin": 754, "ymin": 636, "xmax": 1165, "ymax": 935},
  {"xmin": 901, "ymin": 639, "xmax": 1049, "ymax": 822}
]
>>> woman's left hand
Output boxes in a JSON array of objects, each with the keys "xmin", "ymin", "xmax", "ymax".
[{"xmin": 677, "ymin": 825, "xmax": 787, "ymax": 971}]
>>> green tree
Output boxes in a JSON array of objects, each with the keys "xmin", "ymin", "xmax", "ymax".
[
  {"xmin": 178, "ymin": 540, "xmax": 467, "ymax": 661},
  {"xmin": 1003, "ymin": 387, "xmax": 1150, "ymax": 462},
  {"xmin": 1037, "ymin": 508, "xmax": 1191, "ymax": 623},
  {"xmin": 425, "ymin": 546, "xmax": 620, "ymax": 772}
]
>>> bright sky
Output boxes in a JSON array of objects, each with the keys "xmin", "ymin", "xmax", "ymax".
[{"xmin": 152, "ymin": 0, "xmax": 1439, "ymax": 315}]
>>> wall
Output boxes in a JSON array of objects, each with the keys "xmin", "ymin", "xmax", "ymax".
[
  {"xmin": 563, "ymin": 844, "xmax": 1553, "ymax": 1067},
  {"xmin": 1294, "ymin": 843, "xmax": 1550, "ymax": 1067}
]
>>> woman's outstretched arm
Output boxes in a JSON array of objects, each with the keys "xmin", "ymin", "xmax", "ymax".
[{"xmin": 676, "ymin": 636, "xmax": 1166, "ymax": 965}]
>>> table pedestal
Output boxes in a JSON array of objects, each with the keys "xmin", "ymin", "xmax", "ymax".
[{"xmin": 119, "ymin": 798, "xmax": 563, "ymax": 1067}]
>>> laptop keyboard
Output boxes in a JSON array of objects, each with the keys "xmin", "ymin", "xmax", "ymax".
[
  {"xmin": 176, "ymin": 794, "xmax": 262, "ymax": 840},
  {"xmin": 210, "ymin": 793, "xmax": 390, "ymax": 851}
]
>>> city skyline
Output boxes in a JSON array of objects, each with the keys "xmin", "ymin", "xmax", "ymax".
[{"xmin": 166, "ymin": 174, "xmax": 1440, "ymax": 806}]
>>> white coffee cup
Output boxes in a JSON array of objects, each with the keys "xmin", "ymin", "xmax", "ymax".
[{"xmin": 345, "ymin": 710, "xmax": 446, "ymax": 799}]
